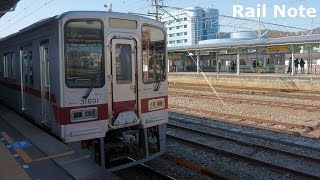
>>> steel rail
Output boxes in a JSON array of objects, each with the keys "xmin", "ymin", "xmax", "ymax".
[
  {"xmin": 169, "ymin": 105, "xmax": 319, "ymax": 139},
  {"xmin": 167, "ymin": 135, "xmax": 320, "ymax": 179},
  {"xmin": 170, "ymin": 105, "xmax": 320, "ymax": 131},
  {"xmin": 169, "ymin": 85, "xmax": 320, "ymax": 101},
  {"xmin": 169, "ymin": 91, "xmax": 320, "ymax": 112},
  {"xmin": 161, "ymin": 153, "xmax": 230, "ymax": 180},
  {"xmin": 167, "ymin": 123, "xmax": 320, "ymax": 162}
]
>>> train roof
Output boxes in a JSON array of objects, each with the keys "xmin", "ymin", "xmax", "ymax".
[{"xmin": 0, "ymin": 11, "xmax": 165, "ymax": 43}]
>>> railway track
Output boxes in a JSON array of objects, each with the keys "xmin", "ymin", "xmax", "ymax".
[
  {"xmin": 169, "ymin": 115, "xmax": 320, "ymax": 152},
  {"xmin": 167, "ymin": 123, "xmax": 320, "ymax": 163},
  {"xmin": 166, "ymin": 124, "xmax": 320, "ymax": 179},
  {"xmin": 169, "ymin": 105, "xmax": 320, "ymax": 139},
  {"xmin": 161, "ymin": 153, "xmax": 229, "ymax": 180},
  {"xmin": 114, "ymin": 162, "xmax": 176, "ymax": 180},
  {"xmin": 169, "ymin": 91, "xmax": 320, "ymax": 112},
  {"xmin": 169, "ymin": 85, "xmax": 320, "ymax": 101}
]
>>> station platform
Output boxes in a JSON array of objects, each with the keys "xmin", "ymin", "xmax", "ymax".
[
  {"xmin": 168, "ymin": 72, "xmax": 320, "ymax": 92},
  {"xmin": 0, "ymin": 105, "xmax": 119, "ymax": 180}
]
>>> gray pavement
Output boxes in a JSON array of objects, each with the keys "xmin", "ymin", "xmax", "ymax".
[{"xmin": 0, "ymin": 104, "xmax": 120, "ymax": 180}]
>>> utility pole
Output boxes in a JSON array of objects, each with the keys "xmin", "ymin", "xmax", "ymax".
[
  {"xmin": 258, "ymin": 17, "xmax": 261, "ymax": 40},
  {"xmin": 155, "ymin": 0, "xmax": 160, "ymax": 20},
  {"xmin": 104, "ymin": 1, "xmax": 112, "ymax": 12},
  {"xmin": 149, "ymin": 0, "xmax": 162, "ymax": 21}
]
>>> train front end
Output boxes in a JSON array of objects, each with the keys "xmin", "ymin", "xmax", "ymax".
[{"xmin": 55, "ymin": 11, "xmax": 168, "ymax": 170}]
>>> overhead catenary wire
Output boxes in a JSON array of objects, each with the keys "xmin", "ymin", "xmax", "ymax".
[
  {"xmin": 0, "ymin": 0, "xmax": 42, "ymax": 25},
  {"xmin": 0, "ymin": 0, "xmax": 56, "ymax": 33},
  {"xmin": 181, "ymin": 46, "xmax": 228, "ymax": 108}
]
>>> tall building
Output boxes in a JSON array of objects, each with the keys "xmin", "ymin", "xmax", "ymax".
[{"xmin": 162, "ymin": 6, "xmax": 219, "ymax": 47}]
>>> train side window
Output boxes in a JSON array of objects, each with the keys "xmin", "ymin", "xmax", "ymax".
[
  {"xmin": 3, "ymin": 52, "xmax": 16, "ymax": 81},
  {"xmin": 22, "ymin": 51, "xmax": 28, "ymax": 83},
  {"xmin": 0, "ymin": 56, "xmax": 2, "ymax": 76},
  {"xmin": 29, "ymin": 51, "xmax": 33, "ymax": 85},
  {"xmin": 44, "ymin": 47, "xmax": 49, "ymax": 87},
  {"xmin": 64, "ymin": 19, "xmax": 104, "ymax": 88},
  {"xmin": 2, "ymin": 56, "xmax": 5, "ymax": 78},
  {"xmin": 142, "ymin": 25, "xmax": 166, "ymax": 84}
]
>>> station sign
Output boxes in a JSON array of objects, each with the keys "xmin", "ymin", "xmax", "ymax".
[{"xmin": 265, "ymin": 46, "xmax": 290, "ymax": 53}]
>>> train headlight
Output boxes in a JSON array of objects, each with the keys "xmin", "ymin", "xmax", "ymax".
[
  {"xmin": 70, "ymin": 107, "xmax": 98, "ymax": 122},
  {"xmin": 85, "ymin": 109, "xmax": 96, "ymax": 118},
  {"xmin": 148, "ymin": 98, "xmax": 165, "ymax": 111}
]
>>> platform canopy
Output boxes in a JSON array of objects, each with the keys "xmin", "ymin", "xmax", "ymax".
[
  {"xmin": 168, "ymin": 34, "xmax": 320, "ymax": 52},
  {"xmin": 0, "ymin": 0, "xmax": 19, "ymax": 18}
]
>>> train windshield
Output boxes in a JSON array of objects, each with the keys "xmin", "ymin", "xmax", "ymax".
[
  {"xmin": 142, "ymin": 25, "xmax": 166, "ymax": 83},
  {"xmin": 64, "ymin": 20, "xmax": 104, "ymax": 88}
]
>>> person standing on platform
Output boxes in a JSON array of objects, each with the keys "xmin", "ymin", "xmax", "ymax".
[
  {"xmin": 253, "ymin": 60, "xmax": 256, "ymax": 68},
  {"xmin": 218, "ymin": 60, "xmax": 221, "ymax": 73},
  {"xmin": 231, "ymin": 61, "xmax": 235, "ymax": 73},
  {"xmin": 287, "ymin": 58, "xmax": 292, "ymax": 73},
  {"xmin": 294, "ymin": 58, "xmax": 299, "ymax": 73},
  {"xmin": 300, "ymin": 58, "xmax": 305, "ymax": 74}
]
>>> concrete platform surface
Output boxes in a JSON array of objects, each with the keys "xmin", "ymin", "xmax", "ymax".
[{"xmin": 0, "ymin": 104, "xmax": 119, "ymax": 180}]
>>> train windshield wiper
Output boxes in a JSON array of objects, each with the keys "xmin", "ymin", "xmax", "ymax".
[
  {"xmin": 82, "ymin": 77, "xmax": 96, "ymax": 99},
  {"xmin": 154, "ymin": 77, "xmax": 161, "ymax": 91}
]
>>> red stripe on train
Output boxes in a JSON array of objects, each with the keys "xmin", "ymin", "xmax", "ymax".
[
  {"xmin": 113, "ymin": 100, "xmax": 135, "ymax": 117},
  {"xmin": 53, "ymin": 96, "xmax": 168, "ymax": 125},
  {"xmin": 52, "ymin": 104, "xmax": 108, "ymax": 125},
  {"xmin": 112, "ymin": 96, "xmax": 168, "ymax": 116},
  {"xmin": 141, "ymin": 96, "xmax": 168, "ymax": 113},
  {"xmin": 0, "ymin": 80, "xmax": 57, "ymax": 103}
]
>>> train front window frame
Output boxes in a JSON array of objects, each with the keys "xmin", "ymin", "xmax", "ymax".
[
  {"xmin": 142, "ymin": 25, "xmax": 166, "ymax": 84},
  {"xmin": 64, "ymin": 19, "xmax": 105, "ymax": 88}
]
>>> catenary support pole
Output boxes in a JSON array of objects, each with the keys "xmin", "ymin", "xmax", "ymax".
[
  {"xmin": 197, "ymin": 51, "xmax": 200, "ymax": 74},
  {"xmin": 216, "ymin": 50, "xmax": 219, "ymax": 73},
  {"xmin": 237, "ymin": 49, "xmax": 240, "ymax": 75},
  {"xmin": 307, "ymin": 49, "xmax": 310, "ymax": 74},
  {"xmin": 291, "ymin": 45, "xmax": 294, "ymax": 76}
]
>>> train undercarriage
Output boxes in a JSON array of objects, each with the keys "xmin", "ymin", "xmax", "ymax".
[{"xmin": 80, "ymin": 124, "xmax": 166, "ymax": 171}]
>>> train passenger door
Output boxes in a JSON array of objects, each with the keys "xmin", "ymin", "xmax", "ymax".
[
  {"xmin": 40, "ymin": 43, "xmax": 51, "ymax": 126},
  {"xmin": 21, "ymin": 48, "xmax": 33, "ymax": 115},
  {"xmin": 111, "ymin": 39, "xmax": 138, "ymax": 126}
]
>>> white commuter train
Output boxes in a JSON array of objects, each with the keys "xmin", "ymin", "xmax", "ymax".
[{"xmin": 0, "ymin": 11, "xmax": 168, "ymax": 170}]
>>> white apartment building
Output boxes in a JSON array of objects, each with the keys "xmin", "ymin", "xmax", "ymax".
[{"xmin": 162, "ymin": 6, "xmax": 219, "ymax": 47}]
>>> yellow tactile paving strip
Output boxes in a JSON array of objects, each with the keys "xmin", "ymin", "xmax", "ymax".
[
  {"xmin": 0, "ymin": 142, "xmax": 31, "ymax": 180},
  {"xmin": 0, "ymin": 132, "xmax": 74, "ymax": 163},
  {"xmin": 0, "ymin": 132, "xmax": 32, "ymax": 163}
]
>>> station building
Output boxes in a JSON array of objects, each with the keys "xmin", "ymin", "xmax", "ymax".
[{"xmin": 162, "ymin": 6, "xmax": 219, "ymax": 47}]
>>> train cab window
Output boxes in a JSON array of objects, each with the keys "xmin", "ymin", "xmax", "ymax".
[
  {"xmin": 142, "ymin": 25, "xmax": 166, "ymax": 83},
  {"xmin": 3, "ymin": 52, "xmax": 16, "ymax": 81},
  {"xmin": 64, "ymin": 19, "xmax": 104, "ymax": 88}
]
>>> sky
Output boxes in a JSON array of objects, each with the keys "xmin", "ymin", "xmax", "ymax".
[{"xmin": 0, "ymin": 0, "xmax": 319, "ymax": 37}]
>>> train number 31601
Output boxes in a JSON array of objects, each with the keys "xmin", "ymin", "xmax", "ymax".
[{"xmin": 80, "ymin": 98, "xmax": 99, "ymax": 105}]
